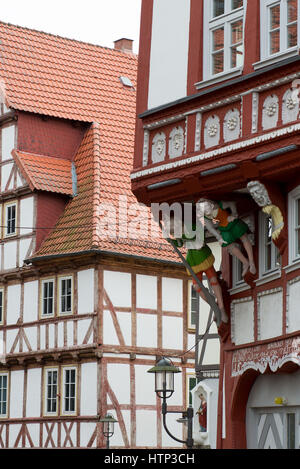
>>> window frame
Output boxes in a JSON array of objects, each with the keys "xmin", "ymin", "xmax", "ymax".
[
  {"xmin": 61, "ymin": 365, "xmax": 77, "ymax": 416},
  {"xmin": 202, "ymin": 0, "xmax": 245, "ymax": 85},
  {"xmin": 259, "ymin": 0, "xmax": 300, "ymax": 65},
  {"xmin": 258, "ymin": 211, "xmax": 281, "ymax": 277},
  {"xmin": 288, "ymin": 185, "xmax": 300, "ymax": 265},
  {"xmin": 0, "ymin": 372, "xmax": 9, "ymax": 419},
  {"xmin": 58, "ymin": 275, "xmax": 73, "ymax": 316},
  {"xmin": 3, "ymin": 200, "xmax": 17, "ymax": 238},
  {"xmin": 40, "ymin": 278, "xmax": 55, "ymax": 319},
  {"xmin": 187, "ymin": 280, "xmax": 199, "ymax": 331},
  {"xmin": 43, "ymin": 367, "xmax": 59, "ymax": 417},
  {"xmin": 0, "ymin": 288, "xmax": 4, "ymax": 325}
]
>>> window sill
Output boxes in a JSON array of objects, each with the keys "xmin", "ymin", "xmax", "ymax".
[
  {"xmin": 229, "ymin": 282, "xmax": 251, "ymax": 295},
  {"xmin": 254, "ymin": 269, "xmax": 281, "ymax": 286},
  {"xmin": 195, "ymin": 67, "xmax": 243, "ymax": 91},
  {"xmin": 284, "ymin": 259, "xmax": 300, "ymax": 274},
  {"xmin": 253, "ymin": 47, "xmax": 299, "ymax": 71}
]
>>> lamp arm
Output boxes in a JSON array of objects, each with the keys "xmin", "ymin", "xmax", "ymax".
[{"xmin": 162, "ymin": 411, "xmax": 187, "ymax": 446}]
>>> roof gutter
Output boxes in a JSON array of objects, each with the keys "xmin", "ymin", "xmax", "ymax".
[{"xmin": 25, "ymin": 248, "xmax": 183, "ymax": 268}]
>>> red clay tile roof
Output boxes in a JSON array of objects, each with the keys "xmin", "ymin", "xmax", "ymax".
[
  {"xmin": 0, "ymin": 22, "xmax": 181, "ymax": 265},
  {"xmin": 12, "ymin": 150, "xmax": 73, "ymax": 195}
]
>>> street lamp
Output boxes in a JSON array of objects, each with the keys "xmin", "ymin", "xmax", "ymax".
[
  {"xmin": 148, "ymin": 357, "xmax": 194, "ymax": 449},
  {"xmin": 99, "ymin": 413, "xmax": 118, "ymax": 449}
]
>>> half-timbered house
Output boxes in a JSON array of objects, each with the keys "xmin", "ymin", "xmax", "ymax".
[
  {"xmin": 133, "ymin": 0, "xmax": 300, "ymax": 450},
  {"xmin": 0, "ymin": 21, "xmax": 223, "ymax": 449}
]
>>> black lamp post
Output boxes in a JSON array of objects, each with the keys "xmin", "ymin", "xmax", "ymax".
[
  {"xmin": 99, "ymin": 413, "xmax": 118, "ymax": 449},
  {"xmin": 147, "ymin": 357, "xmax": 194, "ymax": 449}
]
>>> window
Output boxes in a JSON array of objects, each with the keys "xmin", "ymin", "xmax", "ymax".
[
  {"xmin": 41, "ymin": 279, "xmax": 55, "ymax": 317},
  {"xmin": 187, "ymin": 373, "xmax": 197, "ymax": 406},
  {"xmin": 4, "ymin": 202, "xmax": 17, "ymax": 237},
  {"xmin": 259, "ymin": 212, "xmax": 281, "ymax": 276},
  {"xmin": 288, "ymin": 185, "xmax": 300, "ymax": 264},
  {"xmin": 62, "ymin": 367, "xmax": 77, "ymax": 415},
  {"xmin": 203, "ymin": 0, "xmax": 245, "ymax": 82},
  {"xmin": 188, "ymin": 281, "xmax": 199, "ymax": 330},
  {"xmin": 0, "ymin": 289, "xmax": 3, "ymax": 325},
  {"xmin": 58, "ymin": 276, "xmax": 73, "ymax": 315},
  {"xmin": 0, "ymin": 373, "xmax": 8, "ymax": 418},
  {"xmin": 44, "ymin": 368, "xmax": 58, "ymax": 416},
  {"xmin": 260, "ymin": 0, "xmax": 299, "ymax": 61}
]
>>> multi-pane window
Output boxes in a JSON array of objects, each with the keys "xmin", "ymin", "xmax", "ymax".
[
  {"xmin": 260, "ymin": 213, "xmax": 281, "ymax": 275},
  {"xmin": 41, "ymin": 280, "xmax": 55, "ymax": 317},
  {"xmin": 63, "ymin": 367, "xmax": 76, "ymax": 414},
  {"xmin": 261, "ymin": 0, "xmax": 298, "ymax": 59},
  {"xmin": 0, "ymin": 289, "xmax": 3, "ymax": 324},
  {"xmin": 0, "ymin": 373, "xmax": 8, "ymax": 417},
  {"xmin": 288, "ymin": 186, "xmax": 300, "ymax": 264},
  {"xmin": 5, "ymin": 202, "xmax": 16, "ymax": 237},
  {"xmin": 188, "ymin": 281, "xmax": 199, "ymax": 330},
  {"xmin": 204, "ymin": 0, "xmax": 245, "ymax": 80},
  {"xmin": 45, "ymin": 369, "xmax": 58, "ymax": 415},
  {"xmin": 59, "ymin": 277, "xmax": 73, "ymax": 315}
]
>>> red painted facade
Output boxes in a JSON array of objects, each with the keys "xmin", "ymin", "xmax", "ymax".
[{"xmin": 133, "ymin": 0, "xmax": 300, "ymax": 449}]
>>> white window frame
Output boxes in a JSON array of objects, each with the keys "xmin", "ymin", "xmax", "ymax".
[
  {"xmin": 0, "ymin": 372, "xmax": 9, "ymax": 419},
  {"xmin": 256, "ymin": 0, "xmax": 300, "ymax": 69},
  {"xmin": 4, "ymin": 201, "xmax": 17, "ymax": 238},
  {"xmin": 61, "ymin": 366, "xmax": 77, "ymax": 416},
  {"xmin": 258, "ymin": 211, "xmax": 281, "ymax": 277},
  {"xmin": 288, "ymin": 185, "xmax": 300, "ymax": 265},
  {"xmin": 187, "ymin": 280, "xmax": 199, "ymax": 331},
  {"xmin": 40, "ymin": 278, "xmax": 55, "ymax": 318},
  {"xmin": 200, "ymin": 0, "xmax": 245, "ymax": 88},
  {"xmin": 58, "ymin": 275, "xmax": 73, "ymax": 316},
  {"xmin": 44, "ymin": 367, "xmax": 59, "ymax": 417},
  {"xmin": 0, "ymin": 288, "xmax": 4, "ymax": 325}
]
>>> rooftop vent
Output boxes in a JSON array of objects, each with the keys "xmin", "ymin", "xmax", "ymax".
[{"xmin": 119, "ymin": 76, "xmax": 133, "ymax": 88}]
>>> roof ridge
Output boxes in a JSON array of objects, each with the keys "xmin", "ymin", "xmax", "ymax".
[{"xmin": 0, "ymin": 20, "xmax": 137, "ymax": 56}]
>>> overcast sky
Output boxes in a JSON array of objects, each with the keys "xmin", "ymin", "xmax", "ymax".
[{"xmin": 0, "ymin": 0, "xmax": 141, "ymax": 52}]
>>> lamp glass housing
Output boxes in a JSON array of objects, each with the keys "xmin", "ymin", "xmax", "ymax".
[{"xmin": 147, "ymin": 357, "xmax": 181, "ymax": 399}]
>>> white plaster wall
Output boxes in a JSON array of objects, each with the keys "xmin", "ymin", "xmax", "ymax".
[
  {"xmin": 136, "ymin": 410, "xmax": 157, "ymax": 447},
  {"xmin": 20, "ymin": 197, "xmax": 34, "ymax": 235},
  {"xmin": 6, "ymin": 283, "xmax": 21, "ymax": 325},
  {"xmin": 4, "ymin": 240, "xmax": 17, "ymax": 270},
  {"xmin": 77, "ymin": 269, "xmax": 94, "ymax": 314},
  {"xmin": 80, "ymin": 362, "xmax": 98, "ymax": 415},
  {"xmin": 80, "ymin": 423, "xmax": 97, "ymax": 447},
  {"xmin": 287, "ymin": 280, "xmax": 300, "ymax": 333},
  {"xmin": 202, "ymin": 338, "xmax": 220, "ymax": 365},
  {"xmin": 19, "ymin": 238, "xmax": 32, "ymax": 265},
  {"xmin": 9, "ymin": 424, "xmax": 22, "ymax": 448},
  {"xmin": 136, "ymin": 274, "xmax": 157, "ymax": 309},
  {"xmin": 162, "ymin": 277, "xmax": 183, "ymax": 312},
  {"xmin": 162, "ymin": 316, "xmax": 183, "ymax": 350},
  {"xmin": 66, "ymin": 321, "xmax": 74, "ymax": 347},
  {"xmin": 135, "ymin": 364, "xmax": 156, "ymax": 406},
  {"xmin": 104, "ymin": 270, "xmax": 131, "ymax": 307},
  {"xmin": 77, "ymin": 318, "xmax": 92, "ymax": 346},
  {"xmin": 103, "ymin": 310, "xmax": 131, "ymax": 346},
  {"xmin": 259, "ymin": 291, "xmax": 283, "ymax": 340},
  {"xmin": 232, "ymin": 300, "xmax": 254, "ymax": 345},
  {"xmin": 24, "ymin": 327, "xmax": 37, "ymax": 351},
  {"xmin": 148, "ymin": 0, "xmax": 191, "ymax": 109},
  {"xmin": 23, "ymin": 281, "xmax": 38, "ymax": 323},
  {"xmin": 10, "ymin": 370, "xmax": 24, "ymax": 418},
  {"xmin": 57, "ymin": 322, "xmax": 64, "ymax": 348},
  {"xmin": 107, "ymin": 363, "xmax": 130, "ymax": 404},
  {"xmin": 26, "ymin": 368, "xmax": 41, "ymax": 418},
  {"xmin": 110, "ymin": 410, "xmax": 131, "ymax": 447},
  {"xmin": 136, "ymin": 313, "xmax": 157, "ymax": 348},
  {"xmin": 1, "ymin": 162, "xmax": 13, "ymax": 191},
  {"xmin": 25, "ymin": 424, "xmax": 40, "ymax": 448},
  {"xmin": 1, "ymin": 125, "xmax": 15, "ymax": 161}
]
